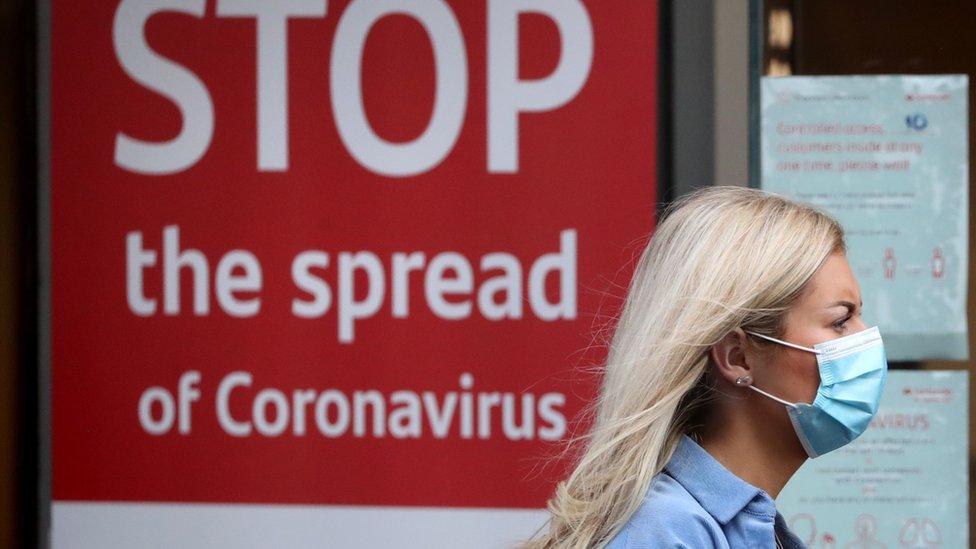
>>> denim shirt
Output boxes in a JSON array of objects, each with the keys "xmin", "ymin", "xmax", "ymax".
[{"xmin": 606, "ymin": 434, "xmax": 807, "ymax": 549}]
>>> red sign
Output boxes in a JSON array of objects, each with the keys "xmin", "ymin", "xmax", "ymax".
[{"xmin": 51, "ymin": 0, "xmax": 658, "ymax": 509}]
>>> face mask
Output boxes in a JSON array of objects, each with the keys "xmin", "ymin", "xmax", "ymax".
[{"xmin": 741, "ymin": 326, "xmax": 888, "ymax": 458}]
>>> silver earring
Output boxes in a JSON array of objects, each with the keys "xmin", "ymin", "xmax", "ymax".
[{"xmin": 734, "ymin": 375, "xmax": 752, "ymax": 387}]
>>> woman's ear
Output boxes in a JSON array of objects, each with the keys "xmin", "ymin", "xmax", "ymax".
[{"xmin": 709, "ymin": 327, "xmax": 753, "ymax": 386}]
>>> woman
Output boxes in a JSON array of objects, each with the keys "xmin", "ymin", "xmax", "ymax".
[{"xmin": 521, "ymin": 186, "xmax": 887, "ymax": 548}]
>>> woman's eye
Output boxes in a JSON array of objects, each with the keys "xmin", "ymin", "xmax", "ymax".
[{"xmin": 833, "ymin": 318, "xmax": 850, "ymax": 330}]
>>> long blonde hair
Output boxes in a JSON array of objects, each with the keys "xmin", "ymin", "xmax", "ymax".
[{"xmin": 521, "ymin": 186, "xmax": 846, "ymax": 548}]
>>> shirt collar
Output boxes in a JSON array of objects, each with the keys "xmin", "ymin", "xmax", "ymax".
[{"xmin": 663, "ymin": 434, "xmax": 776, "ymax": 524}]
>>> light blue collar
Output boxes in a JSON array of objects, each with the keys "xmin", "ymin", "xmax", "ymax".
[{"xmin": 663, "ymin": 434, "xmax": 776, "ymax": 524}]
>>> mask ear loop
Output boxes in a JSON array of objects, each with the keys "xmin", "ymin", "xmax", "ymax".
[
  {"xmin": 747, "ymin": 385, "xmax": 798, "ymax": 408},
  {"xmin": 744, "ymin": 330, "xmax": 823, "ymax": 355}
]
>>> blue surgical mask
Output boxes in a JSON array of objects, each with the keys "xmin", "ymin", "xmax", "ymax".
[{"xmin": 742, "ymin": 326, "xmax": 888, "ymax": 458}]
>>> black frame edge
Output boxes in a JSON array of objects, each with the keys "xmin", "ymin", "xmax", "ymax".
[{"xmin": 657, "ymin": 0, "xmax": 674, "ymax": 220}]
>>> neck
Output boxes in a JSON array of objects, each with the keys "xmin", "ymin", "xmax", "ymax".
[{"xmin": 696, "ymin": 393, "xmax": 808, "ymax": 499}]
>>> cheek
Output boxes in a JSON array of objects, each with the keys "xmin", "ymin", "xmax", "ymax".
[{"xmin": 781, "ymin": 350, "xmax": 821, "ymax": 402}]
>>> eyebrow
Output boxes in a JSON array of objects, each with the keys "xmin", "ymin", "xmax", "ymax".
[{"xmin": 828, "ymin": 300, "xmax": 862, "ymax": 311}]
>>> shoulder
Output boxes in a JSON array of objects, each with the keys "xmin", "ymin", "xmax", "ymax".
[{"xmin": 606, "ymin": 471, "xmax": 729, "ymax": 549}]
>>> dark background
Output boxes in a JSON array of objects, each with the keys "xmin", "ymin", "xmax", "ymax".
[{"xmin": 1, "ymin": 0, "xmax": 39, "ymax": 547}]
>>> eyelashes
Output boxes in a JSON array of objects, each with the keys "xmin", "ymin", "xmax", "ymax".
[{"xmin": 833, "ymin": 305, "xmax": 861, "ymax": 329}]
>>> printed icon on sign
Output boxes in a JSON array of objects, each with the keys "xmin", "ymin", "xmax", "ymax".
[
  {"xmin": 883, "ymin": 248, "xmax": 897, "ymax": 279},
  {"xmin": 899, "ymin": 517, "xmax": 942, "ymax": 547},
  {"xmin": 845, "ymin": 514, "xmax": 886, "ymax": 548},
  {"xmin": 931, "ymin": 247, "xmax": 944, "ymax": 279},
  {"xmin": 921, "ymin": 519, "xmax": 942, "ymax": 547},
  {"xmin": 788, "ymin": 513, "xmax": 817, "ymax": 546},
  {"xmin": 905, "ymin": 112, "xmax": 928, "ymax": 131}
]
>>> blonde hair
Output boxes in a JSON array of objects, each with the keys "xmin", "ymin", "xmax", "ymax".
[{"xmin": 520, "ymin": 186, "xmax": 845, "ymax": 548}]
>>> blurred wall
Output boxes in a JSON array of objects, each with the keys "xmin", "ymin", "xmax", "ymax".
[
  {"xmin": 714, "ymin": 0, "xmax": 750, "ymax": 188},
  {"xmin": 670, "ymin": 0, "xmax": 750, "ymax": 199}
]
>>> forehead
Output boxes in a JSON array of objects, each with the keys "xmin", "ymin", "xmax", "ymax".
[{"xmin": 798, "ymin": 252, "xmax": 860, "ymax": 307}]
